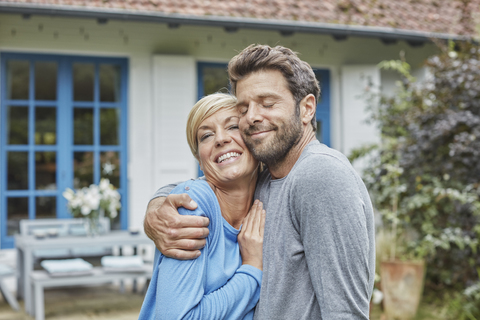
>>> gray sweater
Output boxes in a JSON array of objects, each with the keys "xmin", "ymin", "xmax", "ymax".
[{"xmin": 153, "ymin": 140, "xmax": 375, "ymax": 319}]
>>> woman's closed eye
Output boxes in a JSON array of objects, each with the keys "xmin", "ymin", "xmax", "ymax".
[{"xmin": 199, "ymin": 132, "xmax": 213, "ymax": 142}]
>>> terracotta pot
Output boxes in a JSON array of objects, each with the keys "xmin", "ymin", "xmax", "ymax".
[{"xmin": 380, "ymin": 260, "xmax": 425, "ymax": 320}]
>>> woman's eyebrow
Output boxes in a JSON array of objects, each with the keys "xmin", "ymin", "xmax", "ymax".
[{"xmin": 197, "ymin": 125, "xmax": 211, "ymax": 132}]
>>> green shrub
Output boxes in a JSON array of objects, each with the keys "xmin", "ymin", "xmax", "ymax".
[{"xmin": 350, "ymin": 41, "xmax": 480, "ymax": 291}]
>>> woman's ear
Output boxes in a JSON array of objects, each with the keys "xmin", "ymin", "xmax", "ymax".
[{"xmin": 300, "ymin": 94, "xmax": 316, "ymax": 126}]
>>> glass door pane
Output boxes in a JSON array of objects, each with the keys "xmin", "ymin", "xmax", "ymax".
[
  {"xmin": 7, "ymin": 60, "xmax": 29, "ymax": 100},
  {"xmin": 35, "ymin": 107, "xmax": 56, "ymax": 145},
  {"xmin": 35, "ymin": 151, "xmax": 56, "ymax": 190},
  {"xmin": 7, "ymin": 106, "xmax": 29, "ymax": 144},
  {"xmin": 100, "ymin": 64, "xmax": 121, "ymax": 102},
  {"xmin": 74, "ymin": 151, "xmax": 94, "ymax": 188},
  {"xmin": 7, "ymin": 152, "xmax": 28, "ymax": 190},
  {"xmin": 35, "ymin": 61, "xmax": 57, "ymax": 100},
  {"xmin": 202, "ymin": 65, "xmax": 229, "ymax": 95},
  {"xmin": 7, "ymin": 198, "xmax": 28, "ymax": 236},
  {"xmin": 74, "ymin": 108, "xmax": 94, "ymax": 145},
  {"xmin": 73, "ymin": 63, "xmax": 94, "ymax": 101},
  {"xmin": 100, "ymin": 108, "xmax": 119, "ymax": 145}
]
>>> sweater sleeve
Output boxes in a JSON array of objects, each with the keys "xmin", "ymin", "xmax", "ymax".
[
  {"xmin": 150, "ymin": 177, "xmax": 207, "ymax": 199},
  {"xmin": 291, "ymin": 155, "xmax": 372, "ymax": 319},
  {"xmin": 155, "ymin": 251, "xmax": 262, "ymax": 320}
]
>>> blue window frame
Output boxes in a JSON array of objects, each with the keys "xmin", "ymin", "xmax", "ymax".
[
  {"xmin": 0, "ymin": 53, "xmax": 128, "ymax": 249},
  {"xmin": 314, "ymin": 69, "xmax": 331, "ymax": 147}
]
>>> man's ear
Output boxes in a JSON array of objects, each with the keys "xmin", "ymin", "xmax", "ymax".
[{"xmin": 300, "ymin": 94, "xmax": 316, "ymax": 125}]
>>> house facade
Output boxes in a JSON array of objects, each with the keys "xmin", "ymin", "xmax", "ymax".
[{"xmin": 0, "ymin": 0, "xmax": 476, "ymax": 250}]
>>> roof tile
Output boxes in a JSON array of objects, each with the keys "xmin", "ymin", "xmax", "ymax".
[{"xmin": 1, "ymin": 0, "xmax": 479, "ymax": 36}]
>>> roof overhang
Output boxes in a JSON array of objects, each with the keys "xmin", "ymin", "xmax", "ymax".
[{"xmin": 0, "ymin": 2, "xmax": 469, "ymax": 44}]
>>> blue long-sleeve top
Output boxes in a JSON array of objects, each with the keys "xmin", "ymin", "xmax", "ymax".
[{"xmin": 138, "ymin": 179, "xmax": 262, "ymax": 320}]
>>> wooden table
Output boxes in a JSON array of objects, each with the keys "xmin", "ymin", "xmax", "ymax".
[{"xmin": 15, "ymin": 230, "xmax": 152, "ymax": 314}]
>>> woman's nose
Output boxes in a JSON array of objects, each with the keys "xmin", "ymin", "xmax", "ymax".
[{"xmin": 215, "ymin": 130, "xmax": 232, "ymax": 146}]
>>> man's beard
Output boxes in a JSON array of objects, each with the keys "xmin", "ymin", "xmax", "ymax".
[{"xmin": 242, "ymin": 110, "xmax": 303, "ymax": 167}]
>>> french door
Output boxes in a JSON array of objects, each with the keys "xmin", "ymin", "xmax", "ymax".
[{"xmin": 0, "ymin": 53, "xmax": 128, "ymax": 248}]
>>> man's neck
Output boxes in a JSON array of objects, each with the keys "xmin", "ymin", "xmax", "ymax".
[{"xmin": 267, "ymin": 131, "xmax": 316, "ymax": 180}]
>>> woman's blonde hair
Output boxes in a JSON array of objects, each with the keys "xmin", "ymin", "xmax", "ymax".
[{"xmin": 186, "ymin": 93, "xmax": 238, "ymax": 160}]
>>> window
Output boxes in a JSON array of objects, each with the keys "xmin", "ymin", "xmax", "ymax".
[
  {"xmin": 0, "ymin": 53, "xmax": 128, "ymax": 249},
  {"xmin": 314, "ymin": 69, "xmax": 331, "ymax": 147},
  {"xmin": 197, "ymin": 62, "xmax": 229, "ymax": 177}
]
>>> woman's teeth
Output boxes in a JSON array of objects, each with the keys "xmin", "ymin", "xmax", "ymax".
[{"xmin": 218, "ymin": 152, "xmax": 240, "ymax": 163}]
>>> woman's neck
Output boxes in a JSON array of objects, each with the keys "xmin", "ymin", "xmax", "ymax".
[{"xmin": 208, "ymin": 172, "xmax": 258, "ymax": 229}]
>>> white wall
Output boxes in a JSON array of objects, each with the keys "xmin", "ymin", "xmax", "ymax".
[
  {"xmin": 340, "ymin": 65, "xmax": 381, "ymax": 170},
  {"xmin": 152, "ymin": 55, "xmax": 197, "ymax": 191}
]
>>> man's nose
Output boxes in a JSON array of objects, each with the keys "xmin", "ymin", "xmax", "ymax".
[{"xmin": 244, "ymin": 103, "xmax": 263, "ymax": 125}]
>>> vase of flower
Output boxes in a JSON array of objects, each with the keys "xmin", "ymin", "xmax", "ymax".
[
  {"xmin": 84, "ymin": 209, "xmax": 105, "ymax": 236},
  {"xmin": 63, "ymin": 179, "xmax": 121, "ymax": 236}
]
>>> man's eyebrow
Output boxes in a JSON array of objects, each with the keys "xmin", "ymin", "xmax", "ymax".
[
  {"xmin": 257, "ymin": 92, "xmax": 282, "ymax": 100},
  {"xmin": 236, "ymin": 92, "xmax": 282, "ymax": 106}
]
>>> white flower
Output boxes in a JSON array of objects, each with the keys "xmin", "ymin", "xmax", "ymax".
[
  {"xmin": 70, "ymin": 197, "xmax": 82, "ymax": 209},
  {"xmin": 102, "ymin": 162, "xmax": 116, "ymax": 175},
  {"xmin": 448, "ymin": 51, "xmax": 458, "ymax": 59},
  {"xmin": 64, "ymin": 179, "xmax": 121, "ymax": 219},
  {"xmin": 372, "ymin": 289, "xmax": 384, "ymax": 304},
  {"xmin": 62, "ymin": 188, "xmax": 75, "ymax": 201},
  {"xmin": 84, "ymin": 191, "xmax": 100, "ymax": 210},
  {"xmin": 109, "ymin": 209, "xmax": 118, "ymax": 219},
  {"xmin": 81, "ymin": 205, "xmax": 91, "ymax": 216},
  {"xmin": 99, "ymin": 178, "xmax": 110, "ymax": 191}
]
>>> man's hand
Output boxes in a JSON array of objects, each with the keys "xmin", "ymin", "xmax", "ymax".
[{"xmin": 144, "ymin": 194, "xmax": 210, "ymax": 260}]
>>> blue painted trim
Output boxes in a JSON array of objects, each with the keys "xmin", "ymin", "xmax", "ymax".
[
  {"xmin": 0, "ymin": 52, "xmax": 129, "ymax": 248},
  {"xmin": 313, "ymin": 69, "xmax": 331, "ymax": 147},
  {"xmin": 119, "ymin": 58, "xmax": 129, "ymax": 230},
  {"xmin": 0, "ymin": 53, "xmax": 8, "ymax": 247}
]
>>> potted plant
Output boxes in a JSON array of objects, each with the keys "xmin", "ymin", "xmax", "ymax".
[{"xmin": 352, "ymin": 136, "xmax": 426, "ymax": 320}]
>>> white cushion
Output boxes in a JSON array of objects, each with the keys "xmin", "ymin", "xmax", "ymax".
[{"xmin": 40, "ymin": 258, "xmax": 93, "ymax": 274}]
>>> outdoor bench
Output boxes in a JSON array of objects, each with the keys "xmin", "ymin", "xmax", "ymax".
[{"xmin": 29, "ymin": 264, "xmax": 152, "ymax": 320}]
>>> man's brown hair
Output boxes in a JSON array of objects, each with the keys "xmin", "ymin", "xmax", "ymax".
[{"xmin": 228, "ymin": 44, "xmax": 320, "ymax": 131}]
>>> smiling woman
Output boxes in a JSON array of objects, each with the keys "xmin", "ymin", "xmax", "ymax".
[{"xmin": 139, "ymin": 93, "xmax": 265, "ymax": 320}]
